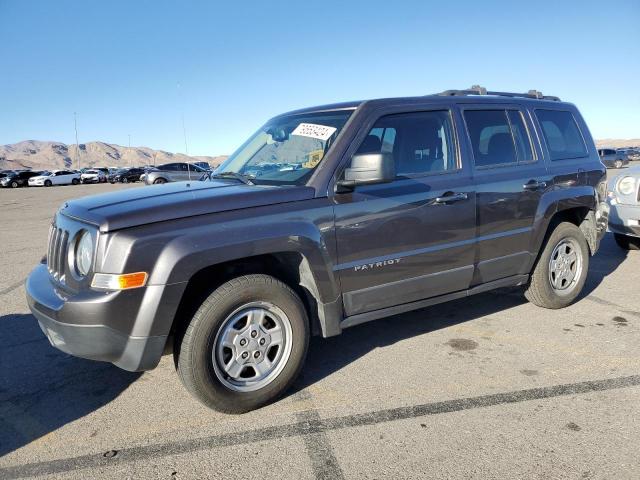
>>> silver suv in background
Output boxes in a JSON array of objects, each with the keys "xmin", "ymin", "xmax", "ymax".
[
  {"xmin": 143, "ymin": 162, "xmax": 208, "ymax": 185},
  {"xmin": 598, "ymin": 148, "xmax": 629, "ymax": 169},
  {"xmin": 608, "ymin": 165, "xmax": 640, "ymax": 250}
]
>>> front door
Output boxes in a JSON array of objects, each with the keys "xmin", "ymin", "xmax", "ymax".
[{"xmin": 333, "ymin": 108, "xmax": 476, "ymax": 317}]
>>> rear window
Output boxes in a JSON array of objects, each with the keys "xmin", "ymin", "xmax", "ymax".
[{"xmin": 535, "ymin": 110, "xmax": 587, "ymax": 160}]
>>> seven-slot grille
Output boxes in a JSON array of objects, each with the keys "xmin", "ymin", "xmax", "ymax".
[{"xmin": 47, "ymin": 224, "xmax": 69, "ymax": 281}]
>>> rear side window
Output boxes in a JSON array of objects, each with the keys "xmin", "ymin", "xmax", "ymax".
[
  {"xmin": 535, "ymin": 110, "xmax": 587, "ymax": 160},
  {"xmin": 465, "ymin": 110, "xmax": 515, "ymax": 167},
  {"xmin": 464, "ymin": 109, "xmax": 535, "ymax": 167}
]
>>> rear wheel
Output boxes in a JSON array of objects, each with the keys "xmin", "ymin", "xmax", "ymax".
[
  {"xmin": 72, "ymin": 178, "xmax": 79, "ymax": 185},
  {"xmin": 10, "ymin": 181, "xmax": 18, "ymax": 188},
  {"xmin": 525, "ymin": 222, "xmax": 589, "ymax": 309},
  {"xmin": 44, "ymin": 180, "xmax": 52, "ymax": 187},
  {"xmin": 614, "ymin": 233, "xmax": 640, "ymax": 251},
  {"xmin": 176, "ymin": 274, "xmax": 309, "ymax": 413},
  {"xmin": 123, "ymin": 177, "xmax": 129, "ymax": 183},
  {"xmin": 614, "ymin": 160, "xmax": 623, "ymax": 169}
]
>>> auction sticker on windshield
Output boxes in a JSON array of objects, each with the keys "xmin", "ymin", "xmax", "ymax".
[{"xmin": 291, "ymin": 123, "xmax": 337, "ymax": 141}]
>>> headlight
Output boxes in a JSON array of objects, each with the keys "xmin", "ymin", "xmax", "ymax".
[
  {"xmin": 617, "ymin": 176, "xmax": 637, "ymax": 196},
  {"xmin": 74, "ymin": 230, "xmax": 94, "ymax": 276}
]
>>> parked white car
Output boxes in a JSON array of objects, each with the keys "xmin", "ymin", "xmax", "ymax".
[
  {"xmin": 28, "ymin": 170, "xmax": 80, "ymax": 187},
  {"xmin": 80, "ymin": 169, "xmax": 107, "ymax": 184}
]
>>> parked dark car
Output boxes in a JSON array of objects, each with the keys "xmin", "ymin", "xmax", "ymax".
[
  {"xmin": 192, "ymin": 161, "xmax": 211, "ymax": 170},
  {"xmin": 0, "ymin": 170, "xmax": 42, "ymax": 188},
  {"xmin": 109, "ymin": 167, "xmax": 145, "ymax": 183},
  {"xmin": 598, "ymin": 148, "xmax": 629, "ymax": 169},
  {"xmin": 26, "ymin": 87, "xmax": 608, "ymax": 413}
]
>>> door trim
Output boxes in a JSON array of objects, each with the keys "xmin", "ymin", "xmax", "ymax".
[{"xmin": 340, "ymin": 274, "xmax": 529, "ymax": 329}]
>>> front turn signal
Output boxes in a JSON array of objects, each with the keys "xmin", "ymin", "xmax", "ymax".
[{"xmin": 92, "ymin": 272, "xmax": 148, "ymax": 290}]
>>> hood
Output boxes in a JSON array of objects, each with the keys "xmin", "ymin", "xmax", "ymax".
[
  {"xmin": 30, "ymin": 175, "xmax": 49, "ymax": 181},
  {"xmin": 60, "ymin": 180, "xmax": 315, "ymax": 232}
]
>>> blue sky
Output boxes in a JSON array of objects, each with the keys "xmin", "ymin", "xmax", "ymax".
[{"xmin": 1, "ymin": 0, "xmax": 638, "ymax": 155}]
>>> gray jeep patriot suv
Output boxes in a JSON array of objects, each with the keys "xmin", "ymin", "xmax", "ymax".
[{"xmin": 26, "ymin": 87, "xmax": 609, "ymax": 413}]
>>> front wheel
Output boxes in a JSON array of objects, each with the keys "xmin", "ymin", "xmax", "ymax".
[
  {"xmin": 122, "ymin": 177, "xmax": 129, "ymax": 183},
  {"xmin": 153, "ymin": 178, "xmax": 166, "ymax": 184},
  {"xmin": 11, "ymin": 181, "xmax": 18, "ymax": 188},
  {"xmin": 614, "ymin": 233, "xmax": 640, "ymax": 251},
  {"xmin": 44, "ymin": 180, "xmax": 52, "ymax": 187},
  {"xmin": 72, "ymin": 178, "xmax": 79, "ymax": 185},
  {"xmin": 176, "ymin": 274, "xmax": 309, "ymax": 413},
  {"xmin": 614, "ymin": 160, "xmax": 623, "ymax": 169},
  {"xmin": 525, "ymin": 222, "xmax": 589, "ymax": 309}
]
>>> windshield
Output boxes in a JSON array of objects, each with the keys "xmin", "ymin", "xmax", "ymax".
[{"xmin": 213, "ymin": 110, "xmax": 353, "ymax": 185}]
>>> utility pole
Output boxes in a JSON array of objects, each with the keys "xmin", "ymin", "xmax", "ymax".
[
  {"xmin": 74, "ymin": 112, "xmax": 81, "ymax": 170},
  {"xmin": 128, "ymin": 134, "xmax": 131, "ymax": 167},
  {"xmin": 182, "ymin": 114, "xmax": 189, "ymax": 155}
]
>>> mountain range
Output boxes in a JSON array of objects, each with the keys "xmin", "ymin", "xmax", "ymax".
[
  {"xmin": 1, "ymin": 138, "xmax": 637, "ymax": 173},
  {"xmin": 0, "ymin": 140, "xmax": 227, "ymax": 171}
]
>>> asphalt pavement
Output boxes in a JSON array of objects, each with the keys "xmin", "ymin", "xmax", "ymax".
[{"xmin": 1, "ymin": 181, "xmax": 639, "ymax": 479}]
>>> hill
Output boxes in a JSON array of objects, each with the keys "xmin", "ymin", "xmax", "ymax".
[
  {"xmin": 0, "ymin": 140, "xmax": 227, "ymax": 171},
  {"xmin": 595, "ymin": 139, "xmax": 640, "ymax": 149}
]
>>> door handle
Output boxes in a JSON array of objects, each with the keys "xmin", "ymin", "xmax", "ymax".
[
  {"xmin": 523, "ymin": 180, "xmax": 547, "ymax": 191},
  {"xmin": 433, "ymin": 192, "xmax": 468, "ymax": 205}
]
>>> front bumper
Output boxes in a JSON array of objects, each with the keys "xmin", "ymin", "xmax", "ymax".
[
  {"xmin": 26, "ymin": 263, "xmax": 186, "ymax": 371},
  {"xmin": 81, "ymin": 177, "xmax": 101, "ymax": 184},
  {"xmin": 609, "ymin": 201, "xmax": 640, "ymax": 238}
]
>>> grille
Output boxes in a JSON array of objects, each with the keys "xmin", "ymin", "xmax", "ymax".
[{"xmin": 47, "ymin": 224, "xmax": 69, "ymax": 282}]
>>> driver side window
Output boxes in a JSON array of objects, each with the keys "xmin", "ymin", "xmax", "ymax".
[{"xmin": 355, "ymin": 111, "xmax": 457, "ymax": 176}]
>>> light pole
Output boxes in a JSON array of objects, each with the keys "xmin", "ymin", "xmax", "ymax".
[{"xmin": 74, "ymin": 112, "xmax": 81, "ymax": 170}]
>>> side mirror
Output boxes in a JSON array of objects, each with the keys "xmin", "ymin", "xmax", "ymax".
[{"xmin": 336, "ymin": 152, "xmax": 395, "ymax": 193}]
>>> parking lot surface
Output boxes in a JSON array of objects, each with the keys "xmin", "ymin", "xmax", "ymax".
[{"xmin": 1, "ymin": 182, "xmax": 639, "ymax": 479}]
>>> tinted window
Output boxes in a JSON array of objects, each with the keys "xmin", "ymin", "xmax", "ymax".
[
  {"xmin": 535, "ymin": 110, "xmax": 587, "ymax": 160},
  {"xmin": 507, "ymin": 110, "xmax": 534, "ymax": 162},
  {"xmin": 357, "ymin": 110, "xmax": 457, "ymax": 175},
  {"xmin": 464, "ymin": 110, "xmax": 516, "ymax": 167},
  {"xmin": 160, "ymin": 163, "xmax": 178, "ymax": 171}
]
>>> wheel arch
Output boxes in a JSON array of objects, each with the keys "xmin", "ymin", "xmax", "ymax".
[
  {"xmin": 530, "ymin": 186, "xmax": 599, "ymax": 261},
  {"xmin": 167, "ymin": 250, "xmax": 341, "ymax": 355}
]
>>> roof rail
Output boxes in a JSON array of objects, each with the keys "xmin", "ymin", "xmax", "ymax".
[{"xmin": 437, "ymin": 85, "xmax": 561, "ymax": 102}]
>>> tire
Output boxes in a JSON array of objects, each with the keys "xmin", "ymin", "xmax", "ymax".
[
  {"xmin": 72, "ymin": 178, "xmax": 79, "ymax": 185},
  {"xmin": 123, "ymin": 177, "xmax": 129, "ymax": 183},
  {"xmin": 524, "ymin": 222, "xmax": 589, "ymax": 309},
  {"xmin": 10, "ymin": 181, "xmax": 18, "ymax": 188},
  {"xmin": 153, "ymin": 178, "xmax": 167, "ymax": 184},
  {"xmin": 176, "ymin": 274, "xmax": 309, "ymax": 413},
  {"xmin": 614, "ymin": 160, "xmax": 623, "ymax": 169},
  {"xmin": 614, "ymin": 233, "xmax": 640, "ymax": 251},
  {"xmin": 44, "ymin": 180, "xmax": 52, "ymax": 187}
]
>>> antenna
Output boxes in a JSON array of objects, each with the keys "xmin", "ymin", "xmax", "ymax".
[{"xmin": 177, "ymin": 81, "xmax": 191, "ymax": 180}]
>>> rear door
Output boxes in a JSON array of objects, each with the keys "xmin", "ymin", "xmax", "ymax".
[
  {"xmin": 460, "ymin": 104, "xmax": 549, "ymax": 283},
  {"xmin": 333, "ymin": 105, "xmax": 477, "ymax": 317}
]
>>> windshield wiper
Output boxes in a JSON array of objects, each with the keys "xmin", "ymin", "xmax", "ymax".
[{"xmin": 208, "ymin": 171, "xmax": 254, "ymax": 185}]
